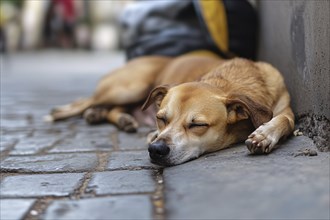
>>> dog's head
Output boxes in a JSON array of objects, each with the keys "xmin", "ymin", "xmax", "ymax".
[{"xmin": 142, "ymin": 82, "xmax": 272, "ymax": 166}]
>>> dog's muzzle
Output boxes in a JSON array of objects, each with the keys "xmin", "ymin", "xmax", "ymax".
[{"xmin": 148, "ymin": 140, "xmax": 170, "ymax": 164}]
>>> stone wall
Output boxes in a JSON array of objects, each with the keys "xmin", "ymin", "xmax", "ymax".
[{"xmin": 257, "ymin": 0, "xmax": 330, "ymax": 150}]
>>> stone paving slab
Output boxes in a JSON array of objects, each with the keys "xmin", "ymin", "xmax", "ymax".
[
  {"xmin": 10, "ymin": 138, "xmax": 56, "ymax": 155},
  {"xmin": 1, "ymin": 153, "xmax": 98, "ymax": 173},
  {"xmin": 50, "ymin": 129, "xmax": 114, "ymax": 153},
  {"xmin": 164, "ymin": 136, "xmax": 330, "ymax": 219},
  {"xmin": 107, "ymin": 151, "xmax": 158, "ymax": 170},
  {"xmin": 44, "ymin": 195, "xmax": 153, "ymax": 220},
  {"xmin": 0, "ymin": 173, "xmax": 85, "ymax": 197},
  {"xmin": 88, "ymin": 170, "xmax": 155, "ymax": 194},
  {"xmin": 10, "ymin": 131, "xmax": 66, "ymax": 155},
  {"xmin": 0, "ymin": 199, "xmax": 36, "ymax": 220}
]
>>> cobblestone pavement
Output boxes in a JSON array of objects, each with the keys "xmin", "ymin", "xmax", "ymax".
[{"xmin": 1, "ymin": 51, "xmax": 329, "ymax": 220}]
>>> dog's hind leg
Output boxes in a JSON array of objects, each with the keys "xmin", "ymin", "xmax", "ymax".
[
  {"xmin": 45, "ymin": 98, "xmax": 93, "ymax": 122},
  {"xmin": 106, "ymin": 107, "xmax": 138, "ymax": 133},
  {"xmin": 83, "ymin": 107, "xmax": 109, "ymax": 125},
  {"xmin": 91, "ymin": 56, "xmax": 172, "ymax": 107}
]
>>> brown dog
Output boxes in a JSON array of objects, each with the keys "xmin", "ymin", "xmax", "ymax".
[{"xmin": 47, "ymin": 52, "xmax": 294, "ymax": 166}]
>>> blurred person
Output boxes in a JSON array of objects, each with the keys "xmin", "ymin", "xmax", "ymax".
[
  {"xmin": 21, "ymin": 0, "xmax": 46, "ymax": 50},
  {"xmin": 43, "ymin": 0, "xmax": 76, "ymax": 48},
  {"xmin": 0, "ymin": 30, "xmax": 4, "ymax": 53},
  {"xmin": 0, "ymin": 8, "xmax": 6, "ymax": 52},
  {"xmin": 0, "ymin": 0, "xmax": 22, "ymax": 52},
  {"xmin": 120, "ymin": 0, "xmax": 257, "ymax": 60}
]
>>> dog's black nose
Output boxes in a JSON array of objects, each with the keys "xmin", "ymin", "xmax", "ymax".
[{"xmin": 148, "ymin": 140, "xmax": 170, "ymax": 159}]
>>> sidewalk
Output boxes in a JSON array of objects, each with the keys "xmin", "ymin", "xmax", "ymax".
[{"xmin": 1, "ymin": 51, "xmax": 329, "ymax": 220}]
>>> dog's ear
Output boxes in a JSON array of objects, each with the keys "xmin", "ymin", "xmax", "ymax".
[
  {"xmin": 141, "ymin": 85, "xmax": 170, "ymax": 111},
  {"xmin": 225, "ymin": 94, "xmax": 273, "ymax": 128}
]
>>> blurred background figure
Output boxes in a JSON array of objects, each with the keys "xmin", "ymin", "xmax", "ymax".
[
  {"xmin": 0, "ymin": 0, "xmax": 23, "ymax": 52},
  {"xmin": 43, "ymin": 0, "xmax": 77, "ymax": 48},
  {"xmin": 21, "ymin": 0, "xmax": 46, "ymax": 50},
  {"xmin": 0, "ymin": 0, "xmax": 131, "ymax": 53}
]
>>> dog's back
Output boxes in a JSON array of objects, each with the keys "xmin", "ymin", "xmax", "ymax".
[
  {"xmin": 156, "ymin": 53, "xmax": 224, "ymax": 86},
  {"xmin": 201, "ymin": 58, "xmax": 285, "ymax": 109}
]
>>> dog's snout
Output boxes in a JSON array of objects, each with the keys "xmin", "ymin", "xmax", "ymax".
[{"xmin": 148, "ymin": 140, "xmax": 170, "ymax": 159}]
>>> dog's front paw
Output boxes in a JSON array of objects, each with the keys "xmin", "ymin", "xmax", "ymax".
[
  {"xmin": 118, "ymin": 114, "xmax": 138, "ymax": 133},
  {"xmin": 245, "ymin": 124, "xmax": 278, "ymax": 154}
]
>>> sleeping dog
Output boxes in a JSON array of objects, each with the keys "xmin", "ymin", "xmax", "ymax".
[{"xmin": 47, "ymin": 52, "xmax": 294, "ymax": 166}]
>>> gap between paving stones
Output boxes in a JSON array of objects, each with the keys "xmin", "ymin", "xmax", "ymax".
[
  {"xmin": 71, "ymin": 151, "xmax": 113, "ymax": 199},
  {"xmin": 24, "ymin": 198, "xmax": 52, "ymax": 220},
  {"xmin": 152, "ymin": 168, "xmax": 166, "ymax": 220},
  {"xmin": 36, "ymin": 134, "xmax": 74, "ymax": 155},
  {"xmin": 71, "ymin": 172, "xmax": 94, "ymax": 199},
  {"xmin": 0, "ymin": 139, "xmax": 19, "ymax": 160},
  {"xmin": 95, "ymin": 152, "xmax": 111, "ymax": 172},
  {"xmin": 111, "ymin": 131, "xmax": 120, "ymax": 151}
]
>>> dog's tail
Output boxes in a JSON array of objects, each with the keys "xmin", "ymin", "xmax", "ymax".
[{"xmin": 44, "ymin": 97, "xmax": 93, "ymax": 122}]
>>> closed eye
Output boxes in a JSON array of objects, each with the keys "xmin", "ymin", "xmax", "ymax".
[{"xmin": 188, "ymin": 123, "xmax": 209, "ymax": 129}]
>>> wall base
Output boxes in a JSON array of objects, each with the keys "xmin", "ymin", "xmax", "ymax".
[{"xmin": 297, "ymin": 114, "xmax": 330, "ymax": 152}]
